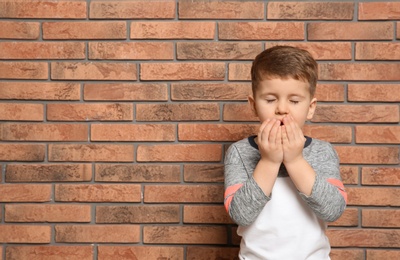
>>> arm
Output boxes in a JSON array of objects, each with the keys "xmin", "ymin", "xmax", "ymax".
[
  {"xmin": 224, "ymin": 119, "xmax": 282, "ymax": 226},
  {"xmin": 299, "ymin": 142, "xmax": 347, "ymax": 222},
  {"xmin": 224, "ymin": 144, "xmax": 270, "ymax": 226},
  {"xmin": 281, "ymin": 115, "xmax": 346, "ymax": 222}
]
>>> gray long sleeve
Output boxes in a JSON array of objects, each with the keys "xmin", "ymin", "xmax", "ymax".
[{"xmin": 224, "ymin": 137, "xmax": 346, "ymax": 226}]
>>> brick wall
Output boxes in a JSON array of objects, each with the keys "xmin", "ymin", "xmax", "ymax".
[{"xmin": 0, "ymin": 0, "xmax": 399, "ymax": 259}]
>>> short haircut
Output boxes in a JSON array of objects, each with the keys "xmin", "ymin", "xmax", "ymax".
[{"xmin": 251, "ymin": 46, "xmax": 318, "ymax": 97}]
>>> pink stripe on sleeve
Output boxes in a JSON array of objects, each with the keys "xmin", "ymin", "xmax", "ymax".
[
  {"xmin": 224, "ymin": 183, "xmax": 243, "ymax": 212},
  {"xmin": 327, "ymin": 178, "xmax": 347, "ymax": 204}
]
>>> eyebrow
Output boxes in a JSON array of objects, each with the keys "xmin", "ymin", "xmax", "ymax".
[{"xmin": 260, "ymin": 93, "xmax": 306, "ymax": 99}]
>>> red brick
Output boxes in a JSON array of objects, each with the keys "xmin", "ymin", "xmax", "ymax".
[
  {"xmin": 95, "ymin": 164, "xmax": 180, "ymax": 183},
  {"xmin": 308, "ymin": 22, "xmax": 392, "ymax": 40},
  {"xmin": 398, "ymin": 22, "xmax": 400, "ymax": 39},
  {"xmin": 91, "ymin": 124, "xmax": 175, "ymax": 141},
  {"xmin": 89, "ymin": 42, "xmax": 173, "ymax": 60},
  {"xmin": 171, "ymin": 83, "xmax": 251, "ymax": 101},
  {"xmin": 223, "ymin": 103, "xmax": 258, "ymax": 122},
  {"xmin": 179, "ymin": 1, "xmax": 263, "ymax": 19},
  {"xmin": 137, "ymin": 144, "xmax": 222, "ymax": 162},
  {"xmin": 315, "ymin": 83, "xmax": 345, "ymax": 102},
  {"xmin": 47, "ymin": 103, "xmax": 133, "ymax": 121},
  {"xmin": 0, "ymin": 21, "xmax": 39, "ymax": 39},
  {"xmin": 219, "ymin": 22, "xmax": 304, "ymax": 40},
  {"xmin": 140, "ymin": 63, "xmax": 224, "ymax": 81},
  {"xmin": 96, "ymin": 205, "xmax": 180, "ymax": 223},
  {"xmin": 186, "ymin": 247, "xmax": 240, "ymax": 260},
  {"xmin": 228, "ymin": 63, "xmax": 251, "ymax": 81},
  {"xmin": 177, "ymin": 42, "xmax": 262, "ymax": 60},
  {"xmin": 43, "ymin": 21, "xmax": 126, "ymax": 39},
  {"xmin": 49, "ymin": 144, "xmax": 134, "ymax": 162},
  {"xmin": 330, "ymin": 249, "xmax": 364, "ymax": 260},
  {"xmin": 268, "ymin": 2, "xmax": 354, "ymax": 20},
  {"xmin": 143, "ymin": 226, "xmax": 227, "ymax": 244},
  {"xmin": 340, "ymin": 166, "xmax": 359, "ymax": 185},
  {"xmin": 0, "ymin": 0, "xmax": 86, "ymax": 19},
  {"xmin": 303, "ymin": 125, "xmax": 352, "ymax": 143},
  {"xmin": 131, "ymin": 22, "xmax": 215, "ymax": 39},
  {"xmin": 0, "ymin": 62, "xmax": 47, "ymax": 79},
  {"xmin": 51, "ymin": 62, "xmax": 137, "ymax": 80},
  {"xmin": 6, "ymin": 246, "xmax": 93, "ymax": 260},
  {"xmin": 84, "ymin": 83, "xmax": 167, "ymax": 101},
  {"xmin": 265, "ymin": 42, "xmax": 351, "ymax": 60},
  {"xmin": 327, "ymin": 229, "xmax": 400, "ymax": 247},
  {"xmin": 98, "ymin": 246, "xmax": 184, "ymax": 260},
  {"xmin": 0, "ymin": 225, "xmax": 51, "ymax": 243},
  {"xmin": 90, "ymin": 0, "xmax": 175, "ymax": 19},
  {"xmin": 356, "ymin": 42, "xmax": 400, "ymax": 60},
  {"xmin": 328, "ymin": 208, "xmax": 358, "ymax": 227},
  {"xmin": 362, "ymin": 209, "xmax": 400, "ymax": 228},
  {"xmin": 55, "ymin": 225, "xmax": 140, "ymax": 243},
  {"xmin": 348, "ymin": 84, "xmax": 400, "ymax": 102},
  {"xmin": 184, "ymin": 164, "xmax": 224, "ymax": 183},
  {"xmin": 0, "ymin": 144, "xmax": 45, "ymax": 162},
  {"xmin": 184, "ymin": 205, "xmax": 233, "ymax": 224},
  {"xmin": 5, "ymin": 204, "xmax": 91, "ymax": 223},
  {"xmin": 312, "ymin": 105, "xmax": 399, "ymax": 123},
  {"xmin": 356, "ymin": 126, "xmax": 400, "ymax": 144},
  {"xmin": 6, "ymin": 164, "xmax": 92, "ymax": 183},
  {"xmin": 319, "ymin": 63, "xmax": 400, "ymax": 81},
  {"xmin": 179, "ymin": 123, "xmax": 258, "ymax": 141},
  {"xmin": 359, "ymin": 2, "xmax": 400, "ymax": 20},
  {"xmin": 0, "ymin": 42, "xmax": 85, "ymax": 59},
  {"xmin": 136, "ymin": 103, "xmax": 219, "ymax": 121},
  {"xmin": 0, "ymin": 103, "xmax": 43, "ymax": 121},
  {"xmin": 231, "ymin": 227, "xmax": 241, "ymax": 245},
  {"xmin": 335, "ymin": 146, "xmax": 399, "ymax": 164},
  {"xmin": 362, "ymin": 167, "xmax": 400, "ymax": 186},
  {"xmin": 55, "ymin": 184, "xmax": 141, "ymax": 202},
  {"xmin": 347, "ymin": 187, "xmax": 400, "ymax": 206},
  {"xmin": 0, "ymin": 123, "xmax": 88, "ymax": 141},
  {"xmin": 144, "ymin": 185, "xmax": 223, "ymax": 203},
  {"xmin": 366, "ymin": 250, "xmax": 400, "ymax": 260},
  {"xmin": 0, "ymin": 184, "xmax": 51, "ymax": 202},
  {"xmin": 0, "ymin": 82, "xmax": 80, "ymax": 100}
]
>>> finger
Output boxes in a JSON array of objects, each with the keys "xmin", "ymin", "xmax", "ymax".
[
  {"xmin": 289, "ymin": 115, "xmax": 305, "ymax": 141},
  {"xmin": 276, "ymin": 124, "xmax": 283, "ymax": 146},
  {"xmin": 259, "ymin": 119, "xmax": 273, "ymax": 144},
  {"xmin": 261, "ymin": 119, "xmax": 276, "ymax": 142},
  {"xmin": 283, "ymin": 116, "xmax": 295, "ymax": 142},
  {"xmin": 281, "ymin": 125, "xmax": 288, "ymax": 145},
  {"xmin": 269, "ymin": 119, "xmax": 281, "ymax": 144},
  {"xmin": 258, "ymin": 119, "xmax": 270, "ymax": 142}
]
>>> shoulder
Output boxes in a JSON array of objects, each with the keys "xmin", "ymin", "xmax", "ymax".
[
  {"xmin": 308, "ymin": 138, "xmax": 334, "ymax": 150},
  {"xmin": 305, "ymin": 138, "xmax": 339, "ymax": 162},
  {"xmin": 226, "ymin": 137, "xmax": 252, "ymax": 155},
  {"xmin": 225, "ymin": 136, "xmax": 259, "ymax": 162}
]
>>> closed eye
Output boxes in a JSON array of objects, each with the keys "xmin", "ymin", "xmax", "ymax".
[
  {"xmin": 266, "ymin": 99, "xmax": 276, "ymax": 103},
  {"xmin": 290, "ymin": 100, "xmax": 299, "ymax": 104}
]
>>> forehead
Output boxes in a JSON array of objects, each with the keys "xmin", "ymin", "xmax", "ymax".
[{"xmin": 256, "ymin": 78, "xmax": 311, "ymax": 96}]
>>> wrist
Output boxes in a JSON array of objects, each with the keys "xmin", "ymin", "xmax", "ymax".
[
  {"xmin": 258, "ymin": 158, "xmax": 282, "ymax": 170},
  {"xmin": 283, "ymin": 156, "xmax": 305, "ymax": 168}
]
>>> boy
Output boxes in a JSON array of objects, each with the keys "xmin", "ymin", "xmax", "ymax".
[{"xmin": 224, "ymin": 46, "xmax": 347, "ymax": 260}]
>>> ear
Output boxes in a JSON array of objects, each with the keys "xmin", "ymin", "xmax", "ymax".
[
  {"xmin": 248, "ymin": 95, "xmax": 258, "ymax": 117},
  {"xmin": 306, "ymin": 97, "xmax": 317, "ymax": 120}
]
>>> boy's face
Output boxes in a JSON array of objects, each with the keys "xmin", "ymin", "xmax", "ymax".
[{"xmin": 248, "ymin": 78, "xmax": 317, "ymax": 129}]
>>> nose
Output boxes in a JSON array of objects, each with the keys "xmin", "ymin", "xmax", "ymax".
[{"xmin": 275, "ymin": 100, "xmax": 288, "ymax": 115}]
